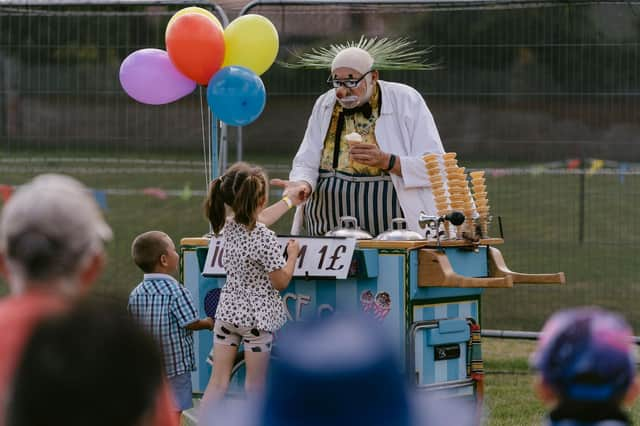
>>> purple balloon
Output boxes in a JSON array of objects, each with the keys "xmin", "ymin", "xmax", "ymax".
[{"xmin": 119, "ymin": 48, "xmax": 196, "ymax": 105}]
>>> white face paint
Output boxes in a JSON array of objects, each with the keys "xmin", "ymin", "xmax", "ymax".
[
  {"xmin": 337, "ymin": 95, "xmax": 359, "ymax": 109},
  {"xmin": 361, "ymin": 75, "xmax": 375, "ymax": 102},
  {"xmin": 337, "ymin": 76, "xmax": 374, "ymax": 109},
  {"xmin": 333, "ymin": 68, "xmax": 375, "ymax": 109}
]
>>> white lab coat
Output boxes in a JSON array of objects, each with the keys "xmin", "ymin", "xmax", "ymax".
[{"xmin": 289, "ymin": 80, "xmax": 445, "ymax": 235}]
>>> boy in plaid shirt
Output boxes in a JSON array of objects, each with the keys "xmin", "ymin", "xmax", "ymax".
[{"xmin": 128, "ymin": 231, "xmax": 213, "ymax": 423}]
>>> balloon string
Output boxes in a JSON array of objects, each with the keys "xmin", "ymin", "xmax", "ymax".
[
  {"xmin": 208, "ymin": 101, "xmax": 214, "ymax": 176},
  {"xmin": 199, "ymin": 86, "xmax": 210, "ymax": 187},
  {"xmin": 200, "ymin": 88, "xmax": 213, "ymax": 236}
]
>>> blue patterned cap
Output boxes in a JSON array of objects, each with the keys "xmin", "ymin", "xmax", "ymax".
[{"xmin": 531, "ymin": 307, "xmax": 636, "ymax": 402}]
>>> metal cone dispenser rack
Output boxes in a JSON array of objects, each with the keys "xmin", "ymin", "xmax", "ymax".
[{"xmin": 412, "ymin": 152, "xmax": 565, "ymax": 288}]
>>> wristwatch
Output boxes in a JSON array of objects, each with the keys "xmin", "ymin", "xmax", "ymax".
[{"xmin": 384, "ymin": 154, "xmax": 397, "ymax": 172}]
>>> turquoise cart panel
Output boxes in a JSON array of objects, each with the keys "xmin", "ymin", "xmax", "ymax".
[
  {"xmin": 183, "ymin": 248, "xmax": 223, "ymax": 392},
  {"xmin": 183, "ymin": 246, "xmax": 407, "ymax": 393},
  {"xmin": 412, "ymin": 299, "xmax": 479, "ymax": 389},
  {"xmin": 183, "ymin": 241, "xmax": 487, "ymax": 397},
  {"xmin": 409, "ymin": 249, "xmax": 485, "ymax": 300}
]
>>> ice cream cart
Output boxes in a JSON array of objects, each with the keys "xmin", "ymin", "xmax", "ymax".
[{"xmin": 181, "ymin": 234, "xmax": 565, "ymax": 398}]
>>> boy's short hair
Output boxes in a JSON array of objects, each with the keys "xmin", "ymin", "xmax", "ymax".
[
  {"xmin": 531, "ymin": 307, "xmax": 636, "ymax": 403},
  {"xmin": 131, "ymin": 231, "xmax": 171, "ymax": 273}
]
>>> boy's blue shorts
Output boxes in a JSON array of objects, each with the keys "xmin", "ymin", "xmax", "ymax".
[{"xmin": 168, "ymin": 373, "xmax": 194, "ymax": 411}]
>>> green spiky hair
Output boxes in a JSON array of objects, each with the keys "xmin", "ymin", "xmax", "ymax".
[{"xmin": 279, "ymin": 36, "xmax": 439, "ymax": 71}]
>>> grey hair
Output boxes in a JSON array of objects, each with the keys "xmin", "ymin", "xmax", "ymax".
[
  {"xmin": 0, "ymin": 174, "xmax": 111, "ymax": 285},
  {"xmin": 6, "ymin": 228, "xmax": 99, "ymax": 283}
]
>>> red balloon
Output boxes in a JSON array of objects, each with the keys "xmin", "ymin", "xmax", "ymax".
[{"xmin": 166, "ymin": 13, "xmax": 224, "ymax": 85}]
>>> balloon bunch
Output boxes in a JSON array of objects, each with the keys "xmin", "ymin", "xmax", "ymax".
[{"xmin": 119, "ymin": 7, "xmax": 278, "ymax": 126}]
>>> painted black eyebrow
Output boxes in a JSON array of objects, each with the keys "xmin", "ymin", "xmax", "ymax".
[{"xmin": 332, "ymin": 74, "xmax": 356, "ymax": 80}]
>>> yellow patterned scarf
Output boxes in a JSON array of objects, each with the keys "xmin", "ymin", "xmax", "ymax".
[{"xmin": 320, "ymin": 84, "xmax": 383, "ymax": 175}]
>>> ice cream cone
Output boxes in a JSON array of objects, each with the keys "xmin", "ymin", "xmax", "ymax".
[
  {"xmin": 443, "ymin": 152, "xmax": 457, "ymax": 160},
  {"xmin": 472, "ymin": 184, "xmax": 486, "ymax": 193},
  {"xmin": 444, "ymin": 159, "xmax": 458, "ymax": 168},
  {"xmin": 423, "ymin": 153, "xmax": 439, "ymax": 163}
]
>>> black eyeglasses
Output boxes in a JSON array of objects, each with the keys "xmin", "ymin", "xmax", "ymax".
[{"xmin": 326, "ymin": 71, "xmax": 372, "ymax": 89}]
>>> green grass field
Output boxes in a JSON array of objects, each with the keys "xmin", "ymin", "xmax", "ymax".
[
  {"xmin": 2, "ymin": 153, "xmax": 640, "ymax": 425},
  {"xmin": 483, "ymin": 338, "xmax": 640, "ymax": 425},
  {"xmin": 1, "ymin": 154, "xmax": 638, "ymax": 331},
  {"xmin": 0, "ymin": 153, "xmax": 298, "ymax": 301}
]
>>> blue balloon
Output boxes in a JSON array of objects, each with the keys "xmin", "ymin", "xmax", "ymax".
[{"xmin": 206, "ymin": 66, "xmax": 266, "ymax": 126}]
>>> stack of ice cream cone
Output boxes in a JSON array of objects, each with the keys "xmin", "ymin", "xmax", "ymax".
[
  {"xmin": 469, "ymin": 170, "xmax": 490, "ymax": 237},
  {"xmin": 444, "ymin": 157, "xmax": 471, "ymax": 238},
  {"xmin": 423, "ymin": 153, "xmax": 450, "ymax": 239}
]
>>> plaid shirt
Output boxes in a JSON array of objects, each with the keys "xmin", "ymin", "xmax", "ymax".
[{"xmin": 128, "ymin": 273, "xmax": 198, "ymax": 378}]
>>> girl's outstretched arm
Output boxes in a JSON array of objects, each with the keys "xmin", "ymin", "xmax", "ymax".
[
  {"xmin": 258, "ymin": 181, "xmax": 309, "ymax": 226},
  {"xmin": 269, "ymin": 239, "xmax": 300, "ymax": 290},
  {"xmin": 258, "ymin": 198, "xmax": 293, "ymax": 227}
]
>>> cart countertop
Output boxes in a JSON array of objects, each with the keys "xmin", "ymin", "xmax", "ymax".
[{"xmin": 180, "ymin": 237, "xmax": 504, "ymax": 248}]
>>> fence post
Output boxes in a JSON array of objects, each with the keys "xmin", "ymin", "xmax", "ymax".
[{"xmin": 578, "ymin": 155, "xmax": 586, "ymax": 244}]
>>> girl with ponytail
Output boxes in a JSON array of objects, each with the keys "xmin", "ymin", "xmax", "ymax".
[
  {"xmin": 205, "ymin": 162, "xmax": 303, "ymax": 235},
  {"xmin": 202, "ymin": 162, "xmax": 300, "ymax": 406}
]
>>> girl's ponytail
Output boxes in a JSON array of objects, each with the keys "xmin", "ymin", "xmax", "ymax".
[
  {"xmin": 204, "ymin": 176, "xmax": 227, "ymax": 235},
  {"xmin": 204, "ymin": 162, "xmax": 267, "ymax": 233},
  {"xmin": 233, "ymin": 170, "xmax": 266, "ymax": 230}
]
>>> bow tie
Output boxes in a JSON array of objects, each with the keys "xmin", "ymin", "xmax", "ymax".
[{"xmin": 341, "ymin": 102, "xmax": 372, "ymax": 119}]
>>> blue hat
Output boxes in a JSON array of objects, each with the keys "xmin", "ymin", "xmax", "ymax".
[
  {"xmin": 531, "ymin": 307, "xmax": 636, "ymax": 402},
  {"xmin": 260, "ymin": 315, "xmax": 411, "ymax": 426}
]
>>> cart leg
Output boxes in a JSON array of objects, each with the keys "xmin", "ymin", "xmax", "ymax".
[{"xmin": 475, "ymin": 379, "xmax": 484, "ymax": 426}]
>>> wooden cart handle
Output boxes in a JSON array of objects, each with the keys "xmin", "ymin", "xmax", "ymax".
[
  {"xmin": 418, "ymin": 249, "xmax": 513, "ymax": 288},
  {"xmin": 488, "ymin": 247, "xmax": 565, "ymax": 285}
]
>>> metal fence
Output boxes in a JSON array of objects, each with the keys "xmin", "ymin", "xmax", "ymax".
[{"xmin": 0, "ymin": 0, "xmax": 639, "ymax": 331}]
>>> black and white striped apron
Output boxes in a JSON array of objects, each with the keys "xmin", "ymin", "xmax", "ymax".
[{"xmin": 304, "ymin": 169, "xmax": 404, "ymax": 237}]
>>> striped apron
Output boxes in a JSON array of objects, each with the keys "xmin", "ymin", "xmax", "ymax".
[{"xmin": 304, "ymin": 169, "xmax": 404, "ymax": 237}]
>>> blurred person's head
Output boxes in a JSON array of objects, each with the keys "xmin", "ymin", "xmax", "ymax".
[
  {"xmin": 531, "ymin": 307, "xmax": 639, "ymax": 409},
  {"xmin": 131, "ymin": 231, "xmax": 179, "ymax": 276},
  {"xmin": 0, "ymin": 174, "xmax": 112, "ymax": 296},
  {"xmin": 261, "ymin": 315, "xmax": 410, "ymax": 426},
  {"xmin": 6, "ymin": 300, "xmax": 164, "ymax": 426}
]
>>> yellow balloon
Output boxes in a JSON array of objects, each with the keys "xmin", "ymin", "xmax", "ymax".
[
  {"xmin": 165, "ymin": 7, "xmax": 222, "ymax": 37},
  {"xmin": 222, "ymin": 14, "xmax": 279, "ymax": 76}
]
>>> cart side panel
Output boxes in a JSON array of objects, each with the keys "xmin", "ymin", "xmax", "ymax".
[
  {"xmin": 410, "ymin": 247, "xmax": 487, "ymax": 300},
  {"xmin": 413, "ymin": 300, "xmax": 479, "ymax": 386},
  {"xmin": 183, "ymin": 245, "xmax": 408, "ymax": 393},
  {"xmin": 183, "ymin": 246, "xmax": 224, "ymax": 393}
]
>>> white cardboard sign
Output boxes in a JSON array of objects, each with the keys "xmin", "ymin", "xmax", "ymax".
[{"xmin": 202, "ymin": 236, "xmax": 356, "ymax": 279}]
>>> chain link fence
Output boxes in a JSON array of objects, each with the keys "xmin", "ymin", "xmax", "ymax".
[{"xmin": 0, "ymin": 0, "xmax": 639, "ymax": 331}]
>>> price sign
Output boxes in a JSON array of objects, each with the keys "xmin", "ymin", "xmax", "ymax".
[{"xmin": 202, "ymin": 236, "xmax": 356, "ymax": 279}]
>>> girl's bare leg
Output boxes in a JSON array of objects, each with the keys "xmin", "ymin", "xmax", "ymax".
[
  {"xmin": 201, "ymin": 343, "xmax": 238, "ymax": 407},
  {"xmin": 244, "ymin": 350, "xmax": 271, "ymax": 395}
]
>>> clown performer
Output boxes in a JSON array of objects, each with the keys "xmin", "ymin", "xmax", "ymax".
[{"xmin": 273, "ymin": 37, "xmax": 445, "ymax": 236}]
